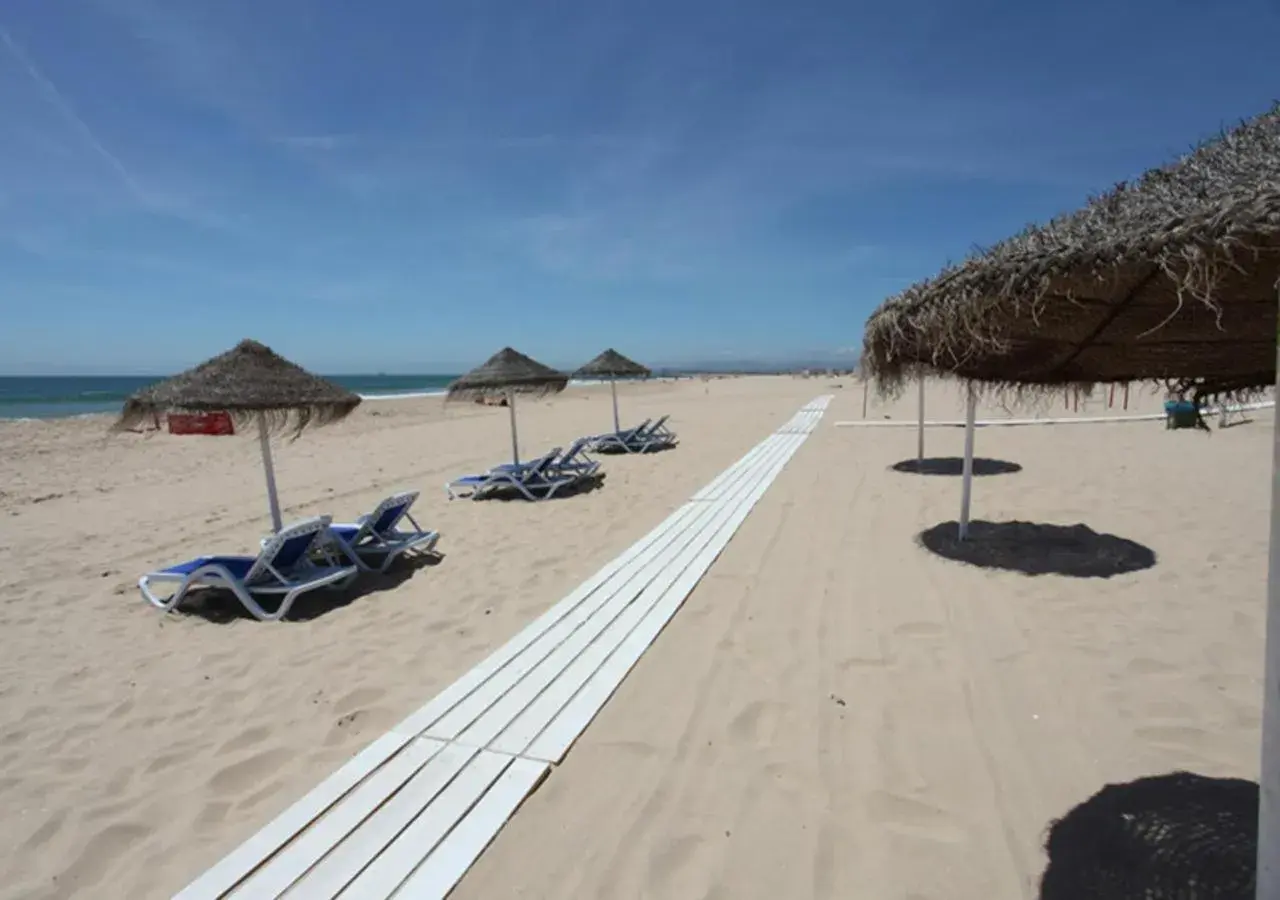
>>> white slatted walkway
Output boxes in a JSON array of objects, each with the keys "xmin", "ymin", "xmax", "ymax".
[{"xmin": 177, "ymin": 396, "xmax": 832, "ymax": 900}]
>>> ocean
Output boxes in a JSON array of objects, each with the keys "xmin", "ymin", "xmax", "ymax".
[{"xmin": 0, "ymin": 374, "xmax": 461, "ymax": 420}]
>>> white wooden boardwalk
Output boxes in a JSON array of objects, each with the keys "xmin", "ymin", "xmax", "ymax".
[{"xmin": 177, "ymin": 396, "xmax": 832, "ymax": 900}]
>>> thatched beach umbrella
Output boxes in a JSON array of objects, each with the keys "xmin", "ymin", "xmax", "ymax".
[
  {"xmin": 444, "ymin": 347, "xmax": 569, "ymax": 464},
  {"xmin": 861, "ymin": 105, "xmax": 1280, "ymax": 896},
  {"xmin": 114, "ymin": 339, "xmax": 361, "ymax": 532},
  {"xmin": 864, "ymin": 104, "xmax": 1280, "ymax": 537},
  {"xmin": 863, "ymin": 103, "xmax": 1280, "ymax": 398},
  {"xmin": 573, "ymin": 348, "xmax": 651, "ymax": 433}
]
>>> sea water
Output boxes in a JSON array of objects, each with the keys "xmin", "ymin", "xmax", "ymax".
[{"xmin": 0, "ymin": 374, "xmax": 460, "ymax": 420}]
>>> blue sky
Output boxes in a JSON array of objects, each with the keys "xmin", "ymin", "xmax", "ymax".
[{"xmin": 1, "ymin": 0, "xmax": 1277, "ymax": 374}]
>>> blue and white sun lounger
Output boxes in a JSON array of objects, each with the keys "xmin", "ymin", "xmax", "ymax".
[
  {"xmin": 446, "ymin": 449, "xmax": 577, "ymax": 501},
  {"xmin": 587, "ymin": 419, "xmax": 650, "ymax": 453},
  {"xmin": 138, "ymin": 516, "xmax": 357, "ymax": 621},
  {"xmin": 643, "ymin": 414, "xmax": 679, "ymax": 449},
  {"xmin": 591, "ymin": 415, "xmax": 678, "ymax": 453},
  {"xmin": 548, "ymin": 436, "xmax": 601, "ymax": 480},
  {"xmin": 326, "ymin": 491, "xmax": 440, "ymax": 573}
]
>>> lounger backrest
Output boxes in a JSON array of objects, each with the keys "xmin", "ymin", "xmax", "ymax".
[
  {"xmin": 367, "ymin": 491, "xmax": 419, "ymax": 536},
  {"xmin": 558, "ymin": 437, "xmax": 592, "ymax": 465},
  {"xmin": 641, "ymin": 415, "xmax": 669, "ymax": 436},
  {"xmin": 519, "ymin": 449, "xmax": 561, "ymax": 478},
  {"xmin": 247, "ymin": 517, "xmax": 329, "ymax": 582}
]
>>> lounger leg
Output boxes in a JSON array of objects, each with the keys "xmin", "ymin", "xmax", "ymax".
[{"xmin": 138, "ymin": 576, "xmax": 192, "ymax": 613}]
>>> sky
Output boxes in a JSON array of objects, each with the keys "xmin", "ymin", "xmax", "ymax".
[{"xmin": 1, "ymin": 0, "xmax": 1277, "ymax": 375}]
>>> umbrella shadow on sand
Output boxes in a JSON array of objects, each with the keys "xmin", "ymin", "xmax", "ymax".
[
  {"xmin": 918, "ymin": 520, "xmax": 1156, "ymax": 578},
  {"xmin": 892, "ymin": 457, "xmax": 1022, "ymax": 476},
  {"xmin": 474, "ymin": 472, "xmax": 608, "ymax": 502},
  {"xmin": 175, "ymin": 552, "xmax": 445, "ymax": 623},
  {"xmin": 1038, "ymin": 771, "xmax": 1258, "ymax": 899}
]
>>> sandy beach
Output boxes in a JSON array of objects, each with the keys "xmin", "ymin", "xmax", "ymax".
[{"xmin": 0, "ymin": 376, "xmax": 1270, "ymax": 898}]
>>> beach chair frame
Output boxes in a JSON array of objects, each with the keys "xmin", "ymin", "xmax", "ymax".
[
  {"xmin": 138, "ymin": 516, "xmax": 358, "ymax": 621},
  {"xmin": 591, "ymin": 415, "xmax": 678, "ymax": 453},
  {"xmin": 445, "ymin": 451, "xmax": 577, "ymax": 501},
  {"xmin": 325, "ymin": 491, "xmax": 441, "ymax": 573}
]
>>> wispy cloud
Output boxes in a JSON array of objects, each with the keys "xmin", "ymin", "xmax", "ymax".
[
  {"xmin": 0, "ymin": 22, "xmax": 248, "ymax": 237},
  {"xmin": 0, "ymin": 27, "xmax": 145, "ymax": 199}
]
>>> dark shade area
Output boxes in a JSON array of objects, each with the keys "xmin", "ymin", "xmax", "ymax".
[
  {"xmin": 918, "ymin": 520, "xmax": 1156, "ymax": 577},
  {"xmin": 175, "ymin": 552, "xmax": 443, "ymax": 623},
  {"xmin": 891, "ymin": 456, "xmax": 1022, "ymax": 476},
  {"xmin": 1039, "ymin": 771, "xmax": 1257, "ymax": 899},
  {"xmin": 592, "ymin": 441, "xmax": 676, "ymax": 455},
  {"xmin": 476, "ymin": 472, "xmax": 606, "ymax": 502}
]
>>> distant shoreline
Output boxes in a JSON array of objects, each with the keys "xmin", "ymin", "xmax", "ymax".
[{"xmin": 0, "ymin": 376, "xmax": 686, "ymax": 421}]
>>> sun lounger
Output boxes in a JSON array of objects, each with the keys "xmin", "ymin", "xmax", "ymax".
[
  {"xmin": 547, "ymin": 437, "xmax": 601, "ymax": 480},
  {"xmin": 588, "ymin": 419, "xmax": 650, "ymax": 453},
  {"xmin": 446, "ymin": 450, "xmax": 577, "ymax": 501},
  {"xmin": 487, "ymin": 447, "xmax": 561, "ymax": 476},
  {"xmin": 325, "ymin": 491, "xmax": 440, "ymax": 573},
  {"xmin": 642, "ymin": 414, "xmax": 678, "ymax": 448},
  {"xmin": 138, "ymin": 517, "xmax": 357, "ymax": 621},
  {"xmin": 591, "ymin": 415, "xmax": 678, "ymax": 453}
]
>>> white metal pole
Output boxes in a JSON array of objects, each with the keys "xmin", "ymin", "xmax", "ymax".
[
  {"xmin": 611, "ymin": 378, "xmax": 620, "ymax": 433},
  {"xmin": 958, "ymin": 384, "xmax": 977, "ymax": 541},
  {"xmin": 917, "ymin": 375, "xmax": 926, "ymax": 462},
  {"xmin": 862, "ymin": 377, "xmax": 869, "ymax": 419},
  {"xmin": 257, "ymin": 412, "xmax": 283, "ymax": 533},
  {"xmin": 1258, "ymin": 343, "xmax": 1280, "ymax": 900},
  {"xmin": 508, "ymin": 389, "xmax": 520, "ymax": 464}
]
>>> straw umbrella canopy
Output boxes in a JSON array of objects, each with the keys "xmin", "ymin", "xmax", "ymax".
[
  {"xmin": 574, "ymin": 348, "xmax": 652, "ymax": 433},
  {"xmin": 113, "ymin": 339, "xmax": 361, "ymax": 531},
  {"xmin": 862, "ymin": 103, "xmax": 1280, "ymax": 405},
  {"xmin": 860, "ymin": 104, "xmax": 1280, "ymax": 897},
  {"xmin": 445, "ymin": 347, "xmax": 569, "ymax": 464}
]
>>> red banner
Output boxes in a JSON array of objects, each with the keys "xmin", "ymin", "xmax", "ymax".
[{"xmin": 168, "ymin": 412, "xmax": 235, "ymax": 436}]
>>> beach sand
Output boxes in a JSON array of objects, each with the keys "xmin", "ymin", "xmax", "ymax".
[
  {"xmin": 0, "ymin": 374, "xmax": 825, "ymax": 899},
  {"xmin": 0, "ymin": 376, "xmax": 1269, "ymax": 898}
]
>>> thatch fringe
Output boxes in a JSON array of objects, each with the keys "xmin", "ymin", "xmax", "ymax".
[
  {"xmin": 444, "ymin": 347, "xmax": 569, "ymax": 403},
  {"xmin": 111, "ymin": 339, "xmax": 361, "ymax": 439},
  {"xmin": 863, "ymin": 103, "xmax": 1280, "ymax": 402},
  {"xmin": 114, "ymin": 400, "xmax": 355, "ymax": 438},
  {"xmin": 574, "ymin": 348, "xmax": 651, "ymax": 379}
]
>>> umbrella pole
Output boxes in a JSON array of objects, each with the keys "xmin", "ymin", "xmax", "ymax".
[
  {"xmin": 508, "ymin": 389, "xmax": 519, "ymax": 464},
  {"xmin": 917, "ymin": 375, "xmax": 926, "ymax": 462},
  {"xmin": 862, "ymin": 376, "xmax": 869, "ymax": 419},
  {"xmin": 257, "ymin": 412, "xmax": 283, "ymax": 533},
  {"xmin": 1259, "ymin": 346, "xmax": 1280, "ymax": 900},
  {"xmin": 611, "ymin": 378, "xmax": 620, "ymax": 434},
  {"xmin": 957, "ymin": 384, "xmax": 976, "ymax": 540}
]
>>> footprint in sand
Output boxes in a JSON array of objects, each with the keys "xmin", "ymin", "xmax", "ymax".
[
  {"xmin": 1134, "ymin": 724, "xmax": 1211, "ymax": 752},
  {"xmin": 838, "ymin": 653, "xmax": 892, "ymax": 670},
  {"xmin": 54, "ymin": 822, "xmax": 152, "ymax": 894},
  {"xmin": 218, "ymin": 724, "xmax": 274, "ymax": 755},
  {"xmin": 727, "ymin": 699, "xmax": 780, "ymax": 745},
  {"xmin": 894, "ymin": 622, "xmax": 946, "ymax": 638},
  {"xmin": 599, "ymin": 739, "xmax": 661, "ymax": 761},
  {"xmin": 144, "ymin": 750, "xmax": 189, "ymax": 775},
  {"xmin": 208, "ymin": 747, "xmax": 293, "ymax": 795},
  {"xmin": 334, "ymin": 687, "xmax": 387, "ymax": 715},
  {"xmin": 647, "ymin": 833, "xmax": 709, "ymax": 891},
  {"xmin": 195, "ymin": 800, "xmax": 232, "ymax": 829},
  {"xmin": 20, "ymin": 810, "xmax": 67, "ymax": 851},
  {"xmin": 864, "ymin": 790, "xmax": 964, "ymax": 843},
  {"xmin": 1128, "ymin": 657, "xmax": 1178, "ymax": 676}
]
